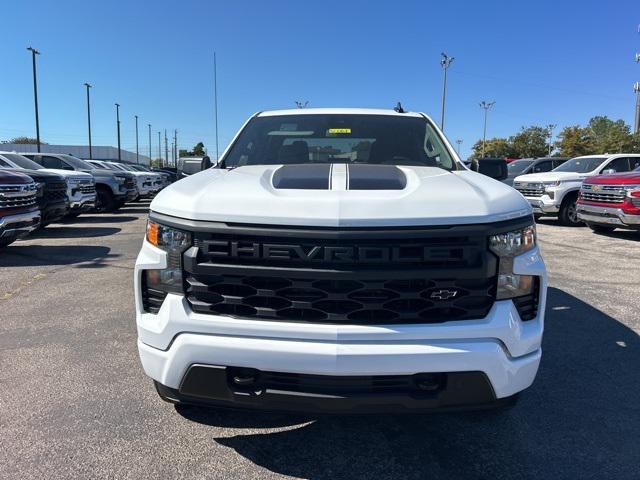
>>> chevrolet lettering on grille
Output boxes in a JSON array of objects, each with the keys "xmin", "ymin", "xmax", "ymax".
[{"xmin": 204, "ymin": 241, "xmax": 467, "ymax": 264}]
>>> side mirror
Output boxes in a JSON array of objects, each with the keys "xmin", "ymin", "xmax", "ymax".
[
  {"xmin": 201, "ymin": 156, "xmax": 213, "ymax": 170},
  {"xmin": 474, "ymin": 158, "xmax": 508, "ymax": 181},
  {"xmin": 601, "ymin": 168, "xmax": 616, "ymax": 175}
]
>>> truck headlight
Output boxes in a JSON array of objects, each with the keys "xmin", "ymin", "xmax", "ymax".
[
  {"xmin": 144, "ymin": 220, "xmax": 192, "ymax": 293},
  {"xmin": 489, "ymin": 225, "xmax": 537, "ymax": 300}
]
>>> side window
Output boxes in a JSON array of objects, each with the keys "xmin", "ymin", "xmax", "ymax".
[
  {"xmin": 0, "ymin": 158, "xmax": 12, "ymax": 167},
  {"xmin": 629, "ymin": 157, "xmax": 640, "ymax": 171},
  {"xmin": 603, "ymin": 157, "xmax": 630, "ymax": 173},
  {"xmin": 532, "ymin": 161, "xmax": 552, "ymax": 173},
  {"xmin": 553, "ymin": 159, "xmax": 566, "ymax": 168},
  {"xmin": 41, "ymin": 156, "xmax": 67, "ymax": 169}
]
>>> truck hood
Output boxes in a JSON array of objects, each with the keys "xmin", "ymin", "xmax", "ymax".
[
  {"xmin": 584, "ymin": 171, "xmax": 640, "ymax": 185},
  {"xmin": 39, "ymin": 169, "xmax": 93, "ymax": 181},
  {"xmin": 514, "ymin": 171, "xmax": 590, "ymax": 183},
  {"xmin": 151, "ymin": 165, "xmax": 532, "ymax": 227}
]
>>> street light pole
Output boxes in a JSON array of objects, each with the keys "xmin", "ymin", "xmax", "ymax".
[
  {"xmin": 84, "ymin": 83, "xmax": 93, "ymax": 159},
  {"xmin": 148, "ymin": 124, "xmax": 152, "ymax": 165},
  {"xmin": 135, "ymin": 115, "xmax": 139, "ymax": 164},
  {"xmin": 455, "ymin": 139, "xmax": 463, "ymax": 155},
  {"xmin": 479, "ymin": 101, "xmax": 495, "ymax": 158},
  {"xmin": 158, "ymin": 131, "xmax": 162, "ymax": 168},
  {"xmin": 27, "ymin": 47, "xmax": 41, "ymax": 152},
  {"xmin": 164, "ymin": 129, "xmax": 168, "ymax": 166},
  {"xmin": 115, "ymin": 103, "xmax": 122, "ymax": 161},
  {"xmin": 546, "ymin": 124, "xmax": 556, "ymax": 156},
  {"xmin": 440, "ymin": 52, "xmax": 455, "ymax": 132}
]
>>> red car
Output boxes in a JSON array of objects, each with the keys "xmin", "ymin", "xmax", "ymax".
[
  {"xmin": 577, "ymin": 168, "xmax": 640, "ymax": 232},
  {"xmin": 0, "ymin": 169, "xmax": 41, "ymax": 247}
]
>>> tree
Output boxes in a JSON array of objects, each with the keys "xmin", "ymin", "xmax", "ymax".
[
  {"xmin": 509, "ymin": 126, "xmax": 550, "ymax": 158},
  {"xmin": 470, "ymin": 137, "xmax": 513, "ymax": 159},
  {"xmin": 192, "ymin": 142, "xmax": 206, "ymax": 156},
  {"xmin": 555, "ymin": 125, "xmax": 595, "ymax": 157},
  {"xmin": 587, "ymin": 116, "xmax": 634, "ymax": 153},
  {"xmin": 2, "ymin": 136, "xmax": 48, "ymax": 145}
]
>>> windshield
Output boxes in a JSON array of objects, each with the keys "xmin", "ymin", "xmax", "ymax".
[
  {"xmin": 553, "ymin": 156, "xmax": 606, "ymax": 173},
  {"xmin": 222, "ymin": 114, "xmax": 457, "ymax": 170},
  {"xmin": 507, "ymin": 160, "xmax": 534, "ymax": 175},
  {"xmin": 1, "ymin": 153, "xmax": 44, "ymax": 170},
  {"xmin": 60, "ymin": 154, "xmax": 95, "ymax": 170}
]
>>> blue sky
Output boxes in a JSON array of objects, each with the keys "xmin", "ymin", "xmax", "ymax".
[{"xmin": 1, "ymin": 0, "xmax": 638, "ymax": 159}]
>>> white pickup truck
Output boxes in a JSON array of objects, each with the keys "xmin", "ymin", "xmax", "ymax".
[
  {"xmin": 513, "ymin": 154, "xmax": 640, "ymax": 226},
  {"xmin": 134, "ymin": 108, "xmax": 547, "ymax": 413}
]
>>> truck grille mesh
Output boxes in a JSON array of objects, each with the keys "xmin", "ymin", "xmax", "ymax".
[
  {"xmin": 580, "ymin": 184, "xmax": 626, "ymax": 204},
  {"xmin": 0, "ymin": 183, "xmax": 38, "ymax": 208},
  {"xmin": 183, "ymin": 227, "xmax": 498, "ymax": 325},
  {"xmin": 514, "ymin": 182, "xmax": 544, "ymax": 197}
]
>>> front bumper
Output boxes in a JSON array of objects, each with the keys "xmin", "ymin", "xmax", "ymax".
[
  {"xmin": 523, "ymin": 195, "xmax": 559, "ymax": 214},
  {"xmin": 134, "ymin": 241, "xmax": 547, "ymax": 411},
  {"xmin": 577, "ymin": 203, "xmax": 640, "ymax": 229},
  {"xmin": 115, "ymin": 188, "xmax": 138, "ymax": 203},
  {"xmin": 42, "ymin": 201, "xmax": 69, "ymax": 223},
  {"xmin": 0, "ymin": 209, "xmax": 41, "ymax": 239},
  {"xmin": 69, "ymin": 192, "xmax": 96, "ymax": 212}
]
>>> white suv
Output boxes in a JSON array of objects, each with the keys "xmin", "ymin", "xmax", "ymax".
[
  {"xmin": 513, "ymin": 154, "xmax": 640, "ymax": 226},
  {"xmin": 134, "ymin": 108, "xmax": 547, "ymax": 413}
]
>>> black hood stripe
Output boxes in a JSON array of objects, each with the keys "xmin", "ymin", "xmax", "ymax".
[{"xmin": 272, "ymin": 163, "xmax": 407, "ymax": 190}]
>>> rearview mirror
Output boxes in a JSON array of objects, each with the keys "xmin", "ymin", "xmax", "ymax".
[
  {"xmin": 472, "ymin": 158, "xmax": 508, "ymax": 181},
  {"xmin": 601, "ymin": 168, "xmax": 616, "ymax": 175},
  {"xmin": 202, "ymin": 156, "xmax": 213, "ymax": 170}
]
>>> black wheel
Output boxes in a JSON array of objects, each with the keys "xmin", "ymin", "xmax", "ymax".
[
  {"xmin": 95, "ymin": 186, "xmax": 117, "ymax": 212},
  {"xmin": 66, "ymin": 211, "xmax": 82, "ymax": 218},
  {"xmin": 588, "ymin": 223, "xmax": 615, "ymax": 234},
  {"xmin": 0, "ymin": 236, "xmax": 17, "ymax": 248},
  {"xmin": 558, "ymin": 193, "xmax": 582, "ymax": 226}
]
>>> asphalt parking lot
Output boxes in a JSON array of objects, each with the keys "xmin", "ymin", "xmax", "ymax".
[{"xmin": 1, "ymin": 204, "xmax": 639, "ymax": 480}]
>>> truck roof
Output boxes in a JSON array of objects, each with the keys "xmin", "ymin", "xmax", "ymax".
[{"xmin": 257, "ymin": 108, "xmax": 426, "ymax": 118}]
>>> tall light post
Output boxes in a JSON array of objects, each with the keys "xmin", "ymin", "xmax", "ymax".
[
  {"xmin": 479, "ymin": 101, "xmax": 495, "ymax": 158},
  {"xmin": 84, "ymin": 83, "xmax": 93, "ymax": 159},
  {"xmin": 158, "ymin": 131, "xmax": 162, "ymax": 168},
  {"xmin": 115, "ymin": 103, "xmax": 122, "ymax": 161},
  {"xmin": 455, "ymin": 139, "xmax": 463, "ymax": 155},
  {"xmin": 27, "ymin": 47, "xmax": 41, "ymax": 152},
  {"xmin": 148, "ymin": 124, "xmax": 152, "ymax": 165},
  {"xmin": 634, "ymin": 82, "xmax": 640, "ymax": 134},
  {"xmin": 134, "ymin": 115, "xmax": 139, "ymax": 164},
  {"xmin": 546, "ymin": 124, "xmax": 556, "ymax": 156},
  {"xmin": 440, "ymin": 52, "xmax": 455, "ymax": 131},
  {"xmin": 214, "ymin": 52, "xmax": 219, "ymax": 160},
  {"xmin": 164, "ymin": 129, "xmax": 168, "ymax": 166}
]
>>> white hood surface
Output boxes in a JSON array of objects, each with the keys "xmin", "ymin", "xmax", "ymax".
[
  {"xmin": 514, "ymin": 171, "xmax": 591, "ymax": 183},
  {"xmin": 40, "ymin": 169, "xmax": 93, "ymax": 180},
  {"xmin": 150, "ymin": 165, "xmax": 531, "ymax": 227}
]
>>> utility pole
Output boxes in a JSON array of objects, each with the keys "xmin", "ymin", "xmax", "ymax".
[
  {"xmin": 479, "ymin": 101, "xmax": 495, "ymax": 158},
  {"xmin": 115, "ymin": 103, "xmax": 122, "ymax": 161},
  {"xmin": 135, "ymin": 115, "xmax": 139, "ymax": 164},
  {"xmin": 635, "ymin": 82, "xmax": 640, "ymax": 134},
  {"xmin": 440, "ymin": 52, "xmax": 455, "ymax": 131},
  {"xmin": 148, "ymin": 124, "xmax": 152, "ymax": 166},
  {"xmin": 164, "ymin": 129, "xmax": 168, "ymax": 166},
  {"xmin": 455, "ymin": 139, "xmax": 463, "ymax": 155},
  {"xmin": 158, "ymin": 131, "xmax": 162, "ymax": 168},
  {"xmin": 27, "ymin": 47, "xmax": 41, "ymax": 152},
  {"xmin": 214, "ymin": 52, "xmax": 219, "ymax": 160},
  {"xmin": 174, "ymin": 129, "xmax": 178, "ymax": 165},
  {"xmin": 546, "ymin": 124, "xmax": 556, "ymax": 156},
  {"xmin": 84, "ymin": 83, "xmax": 93, "ymax": 159}
]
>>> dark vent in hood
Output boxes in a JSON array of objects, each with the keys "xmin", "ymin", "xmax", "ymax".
[
  {"xmin": 272, "ymin": 164, "xmax": 331, "ymax": 190},
  {"xmin": 348, "ymin": 164, "xmax": 407, "ymax": 190}
]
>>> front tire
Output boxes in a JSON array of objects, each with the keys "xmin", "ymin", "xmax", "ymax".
[
  {"xmin": 95, "ymin": 186, "xmax": 117, "ymax": 212},
  {"xmin": 558, "ymin": 193, "xmax": 582, "ymax": 226},
  {"xmin": 0, "ymin": 236, "xmax": 17, "ymax": 248}
]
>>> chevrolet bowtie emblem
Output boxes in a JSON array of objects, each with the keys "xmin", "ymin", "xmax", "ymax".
[{"xmin": 430, "ymin": 289, "xmax": 458, "ymax": 300}]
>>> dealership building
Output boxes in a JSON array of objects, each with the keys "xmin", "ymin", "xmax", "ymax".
[{"xmin": 0, "ymin": 143, "xmax": 152, "ymax": 165}]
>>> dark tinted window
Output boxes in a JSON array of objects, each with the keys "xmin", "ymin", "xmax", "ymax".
[
  {"xmin": 507, "ymin": 160, "xmax": 534, "ymax": 175},
  {"xmin": 532, "ymin": 160, "xmax": 553, "ymax": 173},
  {"xmin": 604, "ymin": 157, "xmax": 630, "ymax": 173},
  {"xmin": 223, "ymin": 114, "xmax": 456, "ymax": 170},
  {"xmin": 0, "ymin": 158, "xmax": 12, "ymax": 167},
  {"xmin": 627, "ymin": 157, "xmax": 640, "ymax": 171},
  {"xmin": 552, "ymin": 159, "xmax": 567, "ymax": 168},
  {"xmin": 39, "ymin": 156, "xmax": 68, "ymax": 169}
]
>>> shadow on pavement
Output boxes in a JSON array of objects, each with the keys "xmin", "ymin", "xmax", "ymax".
[
  {"xmin": 119, "ymin": 208, "xmax": 150, "ymax": 214},
  {"xmin": 61, "ymin": 215, "xmax": 138, "ymax": 224},
  {"xmin": 0, "ymin": 245, "xmax": 115, "ymax": 268},
  {"xmin": 177, "ymin": 287, "xmax": 640, "ymax": 479},
  {"xmin": 30, "ymin": 226, "xmax": 121, "ymax": 239},
  {"xmin": 591, "ymin": 229, "xmax": 640, "ymax": 242}
]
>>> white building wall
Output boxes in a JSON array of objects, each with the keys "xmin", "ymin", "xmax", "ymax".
[{"xmin": 0, "ymin": 144, "xmax": 152, "ymax": 165}]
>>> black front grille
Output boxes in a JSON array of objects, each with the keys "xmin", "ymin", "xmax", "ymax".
[
  {"xmin": 180, "ymin": 222, "xmax": 507, "ymax": 325},
  {"xmin": 0, "ymin": 184, "xmax": 38, "ymax": 208},
  {"xmin": 45, "ymin": 184, "xmax": 68, "ymax": 202}
]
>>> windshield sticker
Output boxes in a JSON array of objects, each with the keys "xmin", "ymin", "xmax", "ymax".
[{"xmin": 328, "ymin": 128, "xmax": 351, "ymax": 135}]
